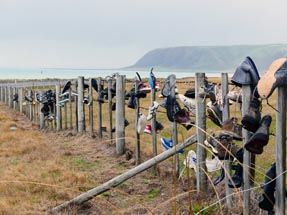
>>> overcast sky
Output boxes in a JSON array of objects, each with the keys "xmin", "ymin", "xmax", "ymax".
[{"xmin": 0, "ymin": 0, "xmax": 287, "ymax": 69}]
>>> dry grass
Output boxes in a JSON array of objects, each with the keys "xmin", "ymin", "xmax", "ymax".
[{"xmin": 0, "ymin": 75, "xmax": 283, "ymax": 214}]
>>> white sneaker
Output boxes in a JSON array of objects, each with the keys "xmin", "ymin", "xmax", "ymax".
[
  {"xmin": 206, "ymin": 157, "xmax": 222, "ymax": 172},
  {"xmin": 178, "ymin": 94, "xmax": 196, "ymax": 116},
  {"xmin": 183, "ymin": 150, "xmax": 197, "ymax": 172},
  {"xmin": 137, "ymin": 113, "xmax": 147, "ymax": 134},
  {"xmin": 147, "ymin": 101, "xmax": 159, "ymax": 120}
]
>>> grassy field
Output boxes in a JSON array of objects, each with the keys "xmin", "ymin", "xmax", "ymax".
[{"xmin": 0, "ymin": 75, "xmax": 282, "ymax": 214}]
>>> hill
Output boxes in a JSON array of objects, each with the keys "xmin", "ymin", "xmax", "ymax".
[{"xmin": 128, "ymin": 44, "xmax": 287, "ymax": 73}]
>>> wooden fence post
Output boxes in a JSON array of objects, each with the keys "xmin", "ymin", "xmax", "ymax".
[
  {"xmin": 135, "ymin": 75, "xmax": 141, "ymax": 164},
  {"xmin": 39, "ymin": 91, "xmax": 45, "ymax": 129},
  {"xmin": 56, "ymin": 84, "xmax": 62, "ymax": 131},
  {"xmin": 169, "ymin": 74, "xmax": 179, "ymax": 176},
  {"xmin": 221, "ymin": 73, "xmax": 232, "ymax": 209},
  {"xmin": 19, "ymin": 88, "xmax": 23, "ymax": 113},
  {"xmin": 275, "ymin": 86, "xmax": 286, "ymax": 215},
  {"xmin": 12, "ymin": 87, "xmax": 16, "ymax": 110},
  {"xmin": 107, "ymin": 78, "xmax": 113, "ymax": 143},
  {"xmin": 28, "ymin": 90, "xmax": 33, "ymax": 121},
  {"xmin": 97, "ymin": 77, "xmax": 103, "ymax": 138},
  {"xmin": 150, "ymin": 77, "xmax": 157, "ymax": 172},
  {"xmin": 116, "ymin": 75, "xmax": 126, "ymax": 155},
  {"xmin": 195, "ymin": 73, "xmax": 207, "ymax": 193},
  {"xmin": 77, "ymin": 76, "xmax": 85, "ymax": 134},
  {"xmin": 241, "ymin": 85, "xmax": 252, "ymax": 215},
  {"xmin": 69, "ymin": 87, "xmax": 73, "ymax": 129},
  {"xmin": 89, "ymin": 78, "xmax": 94, "ymax": 137}
]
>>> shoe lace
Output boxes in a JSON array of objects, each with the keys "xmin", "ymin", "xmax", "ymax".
[{"xmin": 266, "ymin": 98, "xmax": 279, "ymax": 113}]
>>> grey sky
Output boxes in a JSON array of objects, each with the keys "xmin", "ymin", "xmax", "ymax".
[{"xmin": 0, "ymin": 0, "xmax": 286, "ymax": 69}]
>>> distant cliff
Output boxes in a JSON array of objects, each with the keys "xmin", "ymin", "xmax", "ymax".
[{"xmin": 128, "ymin": 44, "xmax": 287, "ymax": 73}]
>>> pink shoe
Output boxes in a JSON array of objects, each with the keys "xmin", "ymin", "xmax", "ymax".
[{"xmin": 144, "ymin": 124, "xmax": 152, "ymax": 134}]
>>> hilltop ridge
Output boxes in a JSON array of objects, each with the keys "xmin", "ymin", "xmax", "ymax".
[{"xmin": 128, "ymin": 44, "xmax": 287, "ymax": 73}]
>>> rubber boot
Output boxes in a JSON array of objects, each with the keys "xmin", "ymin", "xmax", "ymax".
[
  {"xmin": 258, "ymin": 162, "xmax": 276, "ymax": 212},
  {"xmin": 228, "ymin": 148, "xmax": 243, "ymax": 188}
]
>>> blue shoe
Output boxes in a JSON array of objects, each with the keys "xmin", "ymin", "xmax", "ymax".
[
  {"xmin": 149, "ymin": 68, "xmax": 156, "ymax": 89},
  {"xmin": 160, "ymin": 138, "xmax": 184, "ymax": 154}
]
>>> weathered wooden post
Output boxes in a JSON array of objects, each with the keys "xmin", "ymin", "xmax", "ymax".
[
  {"xmin": 150, "ymin": 74, "xmax": 157, "ymax": 172},
  {"xmin": 56, "ymin": 84, "xmax": 62, "ymax": 131},
  {"xmin": 77, "ymin": 76, "xmax": 85, "ymax": 134},
  {"xmin": 28, "ymin": 90, "xmax": 33, "ymax": 121},
  {"xmin": 33, "ymin": 91, "xmax": 37, "ymax": 124},
  {"xmin": 8, "ymin": 86, "xmax": 12, "ymax": 108},
  {"xmin": 241, "ymin": 85, "xmax": 252, "ymax": 215},
  {"xmin": 169, "ymin": 74, "xmax": 180, "ymax": 176},
  {"xmin": 221, "ymin": 73, "xmax": 232, "ymax": 209},
  {"xmin": 135, "ymin": 75, "xmax": 141, "ymax": 164},
  {"xmin": 0, "ymin": 86, "xmax": 2, "ymax": 102},
  {"xmin": 39, "ymin": 91, "xmax": 45, "ymax": 129},
  {"xmin": 69, "ymin": 87, "xmax": 73, "ymax": 129},
  {"xmin": 18, "ymin": 88, "xmax": 23, "ymax": 113},
  {"xmin": 12, "ymin": 87, "xmax": 16, "ymax": 110},
  {"xmin": 115, "ymin": 75, "xmax": 126, "ymax": 155},
  {"xmin": 74, "ymin": 80, "xmax": 78, "ymax": 132},
  {"xmin": 89, "ymin": 78, "xmax": 94, "ymax": 137},
  {"xmin": 4, "ymin": 86, "xmax": 8, "ymax": 105},
  {"xmin": 97, "ymin": 77, "xmax": 103, "ymax": 139},
  {"xmin": 275, "ymin": 86, "xmax": 286, "ymax": 215},
  {"xmin": 195, "ymin": 73, "xmax": 207, "ymax": 192},
  {"xmin": 107, "ymin": 77, "xmax": 113, "ymax": 143}
]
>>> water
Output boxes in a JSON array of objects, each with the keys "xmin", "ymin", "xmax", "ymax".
[{"xmin": 0, "ymin": 67, "xmax": 232, "ymax": 80}]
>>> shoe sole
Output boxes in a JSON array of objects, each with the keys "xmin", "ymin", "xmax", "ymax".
[
  {"xmin": 207, "ymin": 108, "xmax": 222, "ymax": 127},
  {"xmin": 257, "ymin": 58, "xmax": 287, "ymax": 99}
]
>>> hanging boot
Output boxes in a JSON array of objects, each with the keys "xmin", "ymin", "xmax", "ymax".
[
  {"xmin": 241, "ymin": 97, "xmax": 261, "ymax": 133},
  {"xmin": 257, "ymin": 58, "xmax": 287, "ymax": 99},
  {"xmin": 258, "ymin": 162, "xmax": 276, "ymax": 212},
  {"xmin": 244, "ymin": 115, "xmax": 272, "ymax": 154},
  {"xmin": 228, "ymin": 148, "xmax": 243, "ymax": 188}
]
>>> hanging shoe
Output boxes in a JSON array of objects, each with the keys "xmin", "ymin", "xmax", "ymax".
[
  {"xmin": 149, "ymin": 69, "xmax": 156, "ymax": 89},
  {"xmin": 160, "ymin": 138, "xmax": 184, "ymax": 154},
  {"xmin": 221, "ymin": 117, "xmax": 243, "ymax": 140},
  {"xmin": 147, "ymin": 101, "xmax": 159, "ymax": 120},
  {"xmin": 62, "ymin": 81, "xmax": 72, "ymax": 94},
  {"xmin": 155, "ymin": 121, "xmax": 164, "ymax": 131},
  {"xmin": 111, "ymin": 119, "xmax": 129, "ymax": 133},
  {"xmin": 183, "ymin": 150, "xmax": 197, "ymax": 172},
  {"xmin": 213, "ymin": 167, "xmax": 225, "ymax": 186},
  {"xmin": 184, "ymin": 88, "xmax": 195, "ymax": 99},
  {"xmin": 258, "ymin": 163, "xmax": 276, "ymax": 212},
  {"xmin": 244, "ymin": 115, "xmax": 272, "ymax": 154},
  {"xmin": 231, "ymin": 56, "xmax": 260, "ymax": 87},
  {"xmin": 127, "ymin": 94, "xmax": 136, "ymax": 109},
  {"xmin": 206, "ymin": 157, "xmax": 222, "ymax": 172},
  {"xmin": 161, "ymin": 74, "xmax": 176, "ymax": 97},
  {"xmin": 91, "ymin": 78, "xmax": 98, "ymax": 92},
  {"xmin": 178, "ymin": 94, "xmax": 196, "ymax": 115},
  {"xmin": 144, "ymin": 124, "xmax": 152, "ymax": 134},
  {"xmin": 257, "ymin": 58, "xmax": 287, "ymax": 99},
  {"xmin": 228, "ymin": 148, "xmax": 243, "ymax": 188},
  {"xmin": 227, "ymin": 90, "xmax": 242, "ymax": 103},
  {"xmin": 207, "ymin": 103, "xmax": 222, "ymax": 127},
  {"xmin": 204, "ymin": 133, "xmax": 219, "ymax": 155},
  {"xmin": 137, "ymin": 113, "xmax": 147, "ymax": 134},
  {"xmin": 241, "ymin": 97, "xmax": 261, "ymax": 133}
]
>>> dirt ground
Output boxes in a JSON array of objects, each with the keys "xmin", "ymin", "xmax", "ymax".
[{"xmin": 0, "ymin": 103, "xmax": 265, "ymax": 215}]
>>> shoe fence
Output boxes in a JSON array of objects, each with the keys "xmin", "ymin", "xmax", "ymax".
[{"xmin": 0, "ymin": 73, "xmax": 285, "ymax": 214}]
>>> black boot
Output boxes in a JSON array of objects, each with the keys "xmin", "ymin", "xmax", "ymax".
[
  {"xmin": 241, "ymin": 97, "xmax": 261, "ymax": 133},
  {"xmin": 228, "ymin": 148, "xmax": 243, "ymax": 188},
  {"xmin": 259, "ymin": 162, "xmax": 276, "ymax": 212},
  {"xmin": 213, "ymin": 167, "xmax": 225, "ymax": 186},
  {"xmin": 244, "ymin": 115, "xmax": 272, "ymax": 154}
]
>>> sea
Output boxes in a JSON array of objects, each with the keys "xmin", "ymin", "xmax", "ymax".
[{"xmin": 0, "ymin": 67, "xmax": 233, "ymax": 80}]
